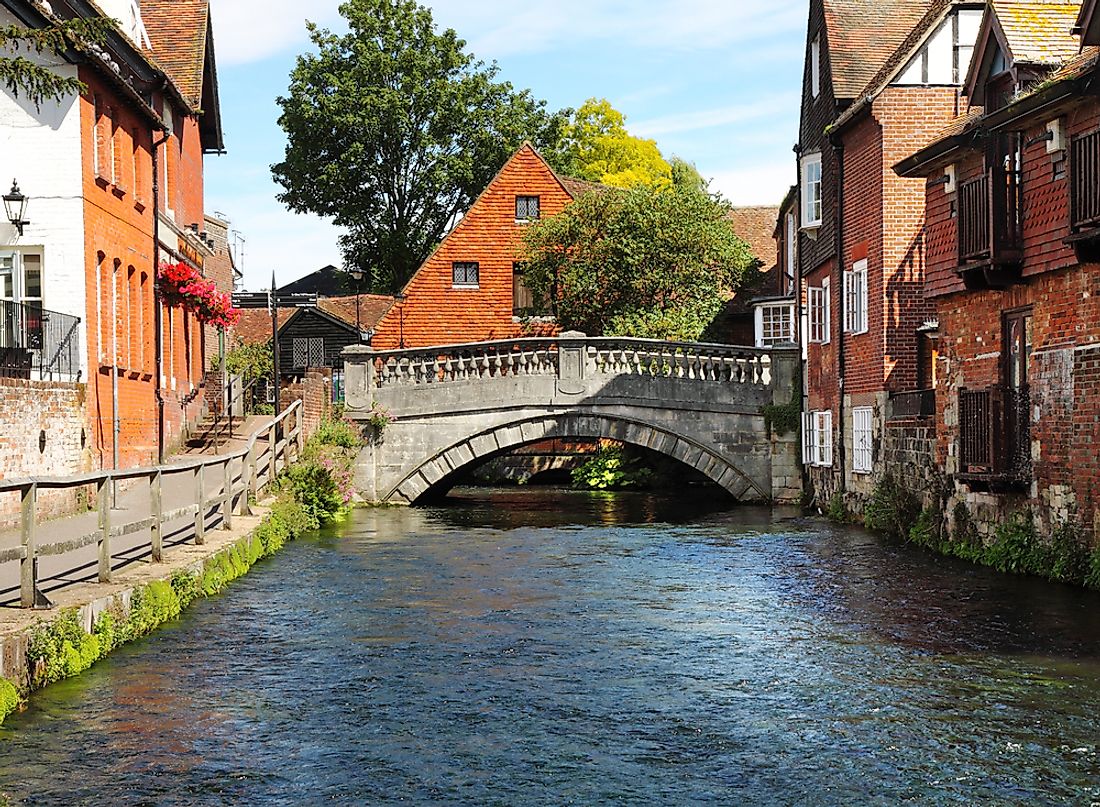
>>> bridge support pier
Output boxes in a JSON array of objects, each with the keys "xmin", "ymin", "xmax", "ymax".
[{"xmin": 768, "ymin": 347, "xmax": 803, "ymax": 504}]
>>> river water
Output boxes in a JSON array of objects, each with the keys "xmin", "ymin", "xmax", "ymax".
[{"xmin": 2, "ymin": 487, "xmax": 1100, "ymax": 805}]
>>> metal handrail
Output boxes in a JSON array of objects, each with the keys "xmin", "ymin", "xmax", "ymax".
[{"xmin": 2, "ymin": 399, "xmax": 305, "ymax": 608}]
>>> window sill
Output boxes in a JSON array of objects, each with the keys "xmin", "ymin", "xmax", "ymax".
[
  {"xmin": 514, "ymin": 219, "xmax": 538, "ymax": 226},
  {"xmin": 451, "ymin": 284, "xmax": 479, "ymax": 290}
]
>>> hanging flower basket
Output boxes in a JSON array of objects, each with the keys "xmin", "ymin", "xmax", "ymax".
[{"xmin": 158, "ymin": 261, "xmax": 240, "ymax": 330}]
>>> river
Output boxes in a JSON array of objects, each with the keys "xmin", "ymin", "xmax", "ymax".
[{"xmin": 2, "ymin": 487, "xmax": 1100, "ymax": 805}]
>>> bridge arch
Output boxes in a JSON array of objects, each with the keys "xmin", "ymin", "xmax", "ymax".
[{"xmin": 384, "ymin": 412, "xmax": 770, "ymax": 504}]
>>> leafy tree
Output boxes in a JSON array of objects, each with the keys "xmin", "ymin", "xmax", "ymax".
[
  {"xmin": 669, "ymin": 156, "xmax": 709, "ymax": 196},
  {"xmin": 1, "ymin": 17, "xmax": 113, "ymax": 108},
  {"xmin": 549, "ymin": 98, "xmax": 673, "ymax": 189},
  {"xmin": 520, "ymin": 184, "xmax": 755, "ymax": 341},
  {"xmin": 272, "ymin": 0, "xmax": 568, "ymax": 292}
]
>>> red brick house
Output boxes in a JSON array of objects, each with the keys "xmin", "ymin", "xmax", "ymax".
[
  {"xmin": 894, "ymin": 0, "xmax": 1099, "ymax": 538},
  {"xmin": 796, "ymin": 0, "xmax": 985, "ymax": 507},
  {"xmin": 370, "ymin": 144, "xmax": 584, "ymax": 350}
]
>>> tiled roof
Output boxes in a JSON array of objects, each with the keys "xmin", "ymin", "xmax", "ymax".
[
  {"xmin": 140, "ymin": 0, "xmax": 209, "ymax": 106},
  {"xmin": 727, "ymin": 206, "xmax": 780, "ymax": 267},
  {"xmin": 233, "ymin": 308, "xmax": 294, "ymax": 346},
  {"xmin": 317, "ymin": 295, "xmax": 395, "ymax": 331},
  {"xmin": 554, "ymin": 174, "xmax": 608, "ymax": 198},
  {"xmin": 824, "ymin": 0, "xmax": 935, "ymax": 98},
  {"xmin": 993, "ymin": 0, "xmax": 1081, "ymax": 65}
]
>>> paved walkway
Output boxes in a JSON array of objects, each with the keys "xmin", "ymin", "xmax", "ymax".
[{"xmin": 0, "ymin": 416, "xmax": 275, "ymax": 608}]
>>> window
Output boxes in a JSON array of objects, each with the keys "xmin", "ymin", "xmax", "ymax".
[
  {"xmin": 852, "ymin": 406, "xmax": 873, "ymax": 474},
  {"xmin": 784, "ymin": 212, "xmax": 796, "ymax": 293},
  {"xmin": 107, "ymin": 108, "xmax": 118, "ymax": 186},
  {"xmin": 808, "ymin": 278, "xmax": 830, "ymax": 343},
  {"xmin": 843, "ymin": 259, "xmax": 868, "ymax": 334},
  {"xmin": 452, "ymin": 261, "xmax": 479, "ymax": 288},
  {"xmin": 139, "ymin": 271, "xmax": 148, "ymax": 371},
  {"xmin": 0, "ymin": 250, "xmax": 43, "ymax": 351},
  {"xmin": 801, "ymin": 153, "xmax": 822, "ymax": 227},
  {"xmin": 292, "ymin": 337, "xmax": 325, "ymax": 368},
  {"xmin": 755, "ymin": 302, "xmax": 794, "ymax": 347},
  {"xmin": 513, "ymin": 263, "xmax": 534, "ymax": 315},
  {"xmin": 810, "ymin": 35, "xmax": 821, "ymax": 98},
  {"xmin": 802, "ymin": 410, "xmax": 833, "ymax": 467},
  {"xmin": 93, "ymin": 96, "xmax": 107, "ymax": 178},
  {"xmin": 132, "ymin": 126, "xmax": 142, "ymax": 201},
  {"xmin": 1003, "ymin": 308, "xmax": 1032, "ymax": 390},
  {"xmin": 515, "ymin": 196, "xmax": 540, "ymax": 222}
]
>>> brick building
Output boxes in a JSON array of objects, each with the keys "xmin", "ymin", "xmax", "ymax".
[
  {"xmin": 894, "ymin": 0, "xmax": 1100, "ymax": 539},
  {"xmin": 795, "ymin": 0, "xmax": 984, "ymax": 508},
  {"xmin": 370, "ymin": 144, "xmax": 584, "ymax": 350},
  {"xmin": 0, "ymin": 0, "xmax": 225, "ymax": 481}
]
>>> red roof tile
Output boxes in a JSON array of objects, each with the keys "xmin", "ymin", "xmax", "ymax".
[
  {"xmin": 993, "ymin": 0, "xmax": 1082, "ymax": 65},
  {"xmin": 317, "ymin": 294, "xmax": 395, "ymax": 331},
  {"xmin": 727, "ymin": 206, "xmax": 780, "ymax": 267},
  {"xmin": 824, "ymin": 0, "xmax": 936, "ymax": 98},
  {"xmin": 233, "ymin": 308, "xmax": 293, "ymax": 346},
  {"xmin": 140, "ymin": 0, "xmax": 209, "ymax": 106}
]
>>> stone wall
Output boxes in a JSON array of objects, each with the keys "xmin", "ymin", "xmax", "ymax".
[{"xmin": 0, "ymin": 379, "xmax": 91, "ymax": 525}]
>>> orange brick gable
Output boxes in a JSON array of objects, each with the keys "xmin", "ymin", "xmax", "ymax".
[{"xmin": 371, "ymin": 144, "xmax": 574, "ymax": 350}]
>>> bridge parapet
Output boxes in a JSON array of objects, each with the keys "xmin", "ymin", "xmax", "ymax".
[{"xmin": 350, "ymin": 333, "xmax": 772, "ymax": 402}]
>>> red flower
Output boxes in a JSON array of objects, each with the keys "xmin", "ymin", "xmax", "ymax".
[{"xmin": 157, "ymin": 261, "xmax": 240, "ymax": 329}]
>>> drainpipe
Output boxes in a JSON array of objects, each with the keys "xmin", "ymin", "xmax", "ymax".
[
  {"xmin": 152, "ymin": 122, "xmax": 170, "ymax": 464},
  {"xmin": 830, "ymin": 136, "xmax": 847, "ymax": 493}
]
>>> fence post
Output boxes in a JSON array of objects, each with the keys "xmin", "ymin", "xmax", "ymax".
[
  {"xmin": 239, "ymin": 449, "xmax": 254, "ymax": 516},
  {"xmin": 268, "ymin": 422, "xmax": 277, "ymax": 488},
  {"xmin": 97, "ymin": 476, "xmax": 111, "ymax": 583},
  {"xmin": 194, "ymin": 463, "xmax": 206, "ymax": 546},
  {"xmin": 295, "ymin": 403, "xmax": 304, "ymax": 457},
  {"xmin": 150, "ymin": 470, "xmax": 163, "ymax": 562},
  {"xmin": 221, "ymin": 457, "xmax": 233, "ymax": 530},
  {"xmin": 248, "ymin": 441, "xmax": 259, "ymax": 505},
  {"xmin": 20, "ymin": 482, "xmax": 37, "ymax": 608}
]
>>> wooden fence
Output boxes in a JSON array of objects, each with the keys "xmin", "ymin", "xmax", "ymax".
[{"xmin": 0, "ymin": 400, "xmax": 303, "ymax": 608}]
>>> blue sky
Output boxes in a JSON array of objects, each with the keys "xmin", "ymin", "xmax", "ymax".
[{"xmin": 205, "ymin": 0, "xmax": 809, "ymax": 291}]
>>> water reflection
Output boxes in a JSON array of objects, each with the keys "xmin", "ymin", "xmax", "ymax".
[{"xmin": 0, "ymin": 487, "xmax": 1099, "ymax": 805}]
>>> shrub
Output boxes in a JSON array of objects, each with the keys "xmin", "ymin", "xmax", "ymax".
[
  {"xmin": 315, "ymin": 416, "xmax": 364, "ymax": 449},
  {"xmin": 826, "ymin": 493, "xmax": 848, "ymax": 523},
  {"xmin": 863, "ymin": 473, "xmax": 921, "ymax": 540},
  {"xmin": 571, "ymin": 444, "xmax": 652, "ymax": 490},
  {"xmin": 0, "ymin": 678, "xmax": 19, "ymax": 723}
]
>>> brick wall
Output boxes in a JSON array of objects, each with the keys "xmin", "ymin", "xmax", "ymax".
[
  {"xmin": 0, "ymin": 379, "xmax": 91, "ymax": 525},
  {"xmin": 280, "ymin": 368, "xmax": 332, "ymax": 441},
  {"xmin": 371, "ymin": 145, "xmax": 573, "ymax": 349}
]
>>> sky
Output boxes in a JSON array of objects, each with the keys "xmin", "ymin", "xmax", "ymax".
[{"xmin": 204, "ymin": 0, "xmax": 809, "ymax": 291}]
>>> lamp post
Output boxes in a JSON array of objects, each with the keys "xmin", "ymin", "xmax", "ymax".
[
  {"xmin": 3, "ymin": 180, "xmax": 29, "ymax": 236},
  {"xmin": 349, "ymin": 268, "xmax": 364, "ymax": 342}
]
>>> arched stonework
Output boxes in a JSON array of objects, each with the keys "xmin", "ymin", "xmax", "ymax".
[{"xmin": 386, "ymin": 412, "xmax": 769, "ymax": 504}]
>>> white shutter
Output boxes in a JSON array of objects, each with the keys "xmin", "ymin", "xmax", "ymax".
[
  {"xmin": 820, "ymin": 410, "xmax": 833, "ymax": 466},
  {"xmin": 802, "ymin": 411, "xmax": 814, "ymax": 465},
  {"xmin": 852, "ymin": 406, "xmax": 873, "ymax": 474},
  {"xmin": 822, "ymin": 277, "xmax": 831, "ymax": 344},
  {"xmin": 843, "ymin": 270, "xmax": 852, "ymax": 333}
]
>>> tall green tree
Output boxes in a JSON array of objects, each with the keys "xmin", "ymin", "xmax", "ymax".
[
  {"xmin": 520, "ymin": 184, "xmax": 755, "ymax": 341},
  {"xmin": 549, "ymin": 98, "xmax": 672, "ymax": 189},
  {"xmin": 272, "ymin": 0, "xmax": 568, "ymax": 292},
  {"xmin": 1, "ymin": 17, "xmax": 113, "ymax": 108}
]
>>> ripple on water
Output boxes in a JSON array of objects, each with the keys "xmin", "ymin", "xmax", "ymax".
[{"xmin": 1, "ymin": 488, "xmax": 1100, "ymax": 805}]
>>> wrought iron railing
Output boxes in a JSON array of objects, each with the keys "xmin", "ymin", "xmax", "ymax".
[
  {"xmin": 1071, "ymin": 130, "xmax": 1100, "ymax": 230},
  {"xmin": 888, "ymin": 389, "xmax": 935, "ymax": 419},
  {"xmin": 0, "ymin": 300, "xmax": 81, "ymax": 380},
  {"xmin": 958, "ymin": 385, "xmax": 1030, "ymax": 481}
]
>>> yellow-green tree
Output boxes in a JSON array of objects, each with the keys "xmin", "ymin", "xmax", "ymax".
[{"xmin": 552, "ymin": 98, "xmax": 672, "ymax": 189}]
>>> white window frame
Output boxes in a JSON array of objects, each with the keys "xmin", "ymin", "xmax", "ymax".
[
  {"xmin": 754, "ymin": 302, "xmax": 794, "ymax": 348},
  {"xmin": 452, "ymin": 261, "xmax": 480, "ymax": 289},
  {"xmin": 811, "ymin": 35, "xmax": 821, "ymax": 98},
  {"xmin": 852, "ymin": 406, "xmax": 873, "ymax": 474},
  {"xmin": 808, "ymin": 278, "xmax": 830, "ymax": 344},
  {"xmin": 784, "ymin": 212, "xmax": 796, "ymax": 292},
  {"xmin": 801, "ymin": 153, "xmax": 822, "ymax": 228},
  {"xmin": 843, "ymin": 259, "xmax": 868, "ymax": 335},
  {"xmin": 802, "ymin": 409, "xmax": 833, "ymax": 467},
  {"xmin": 292, "ymin": 337, "xmax": 325, "ymax": 369}
]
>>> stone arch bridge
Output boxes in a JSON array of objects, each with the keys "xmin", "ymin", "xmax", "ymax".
[{"xmin": 342, "ymin": 333, "xmax": 801, "ymax": 505}]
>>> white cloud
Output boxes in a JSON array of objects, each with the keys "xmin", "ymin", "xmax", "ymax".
[
  {"xmin": 632, "ymin": 94, "xmax": 799, "ymax": 138},
  {"xmin": 209, "ymin": 0, "xmax": 342, "ymax": 65}
]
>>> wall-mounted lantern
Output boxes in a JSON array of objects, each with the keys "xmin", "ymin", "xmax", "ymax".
[{"xmin": 3, "ymin": 180, "xmax": 29, "ymax": 236}]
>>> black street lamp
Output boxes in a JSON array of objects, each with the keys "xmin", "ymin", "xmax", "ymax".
[
  {"xmin": 3, "ymin": 180, "xmax": 29, "ymax": 236},
  {"xmin": 396, "ymin": 292, "xmax": 407, "ymax": 349},
  {"xmin": 349, "ymin": 268, "xmax": 364, "ymax": 342}
]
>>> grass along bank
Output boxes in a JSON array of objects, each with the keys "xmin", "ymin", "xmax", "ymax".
[{"xmin": 0, "ymin": 416, "xmax": 364, "ymax": 725}]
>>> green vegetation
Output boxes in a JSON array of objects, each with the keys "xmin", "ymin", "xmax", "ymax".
[
  {"xmin": 826, "ymin": 493, "xmax": 849, "ymax": 523},
  {"xmin": 273, "ymin": 0, "xmax": 568, "ymax": 291},
  {"xmin": 213, "ymin": 336, "xmax": 273, "ymax": 384},
  {"xmin": 521, "ymin": 184, "xmax": 756, "ymax": 340},
  {"xmin": 571, "ymin": 445, "xmax": 653, "ymax": 490},
  {"xmin": 282, "ymin": 416, "xmax": 363, "ymax": 524},
  {"xmin": 861, "ymin": 474, "xmax": 1100, "ymax": 589},
  {"xmin": 1, "ymin": 17, "xmax": 113, "ymax": 108}
]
